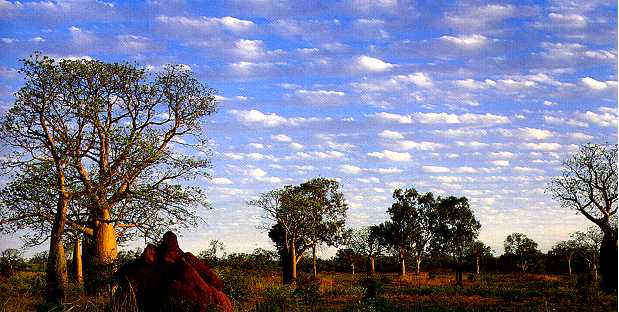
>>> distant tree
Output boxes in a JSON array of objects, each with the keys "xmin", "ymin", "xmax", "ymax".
[
  {"xmin": 504, "ymin": 233, "xmax": 540, "ymax": 273},
  {"xmin": 199, "ymin": 240, "xmax": 226, "ymax": 263},
  {"xmin": 0, "ymin": 249, "xmax": 25, "ymax": 277},
  {"xmin": 547, "ymin": 143, "xmax": 617, "ymax": 292},
  {"xmin": 382, "ymin": 187, "xmax": 437, "ymax": 276},
  {"xmin": 347, "ymin": 225, "xmax": 383, "ymax": 275},
  {"xmin": 572, "ymin": 226, "xmax": 603, "ymax": 281},
  {"xmin": 432, "ymin": 196, "xmax": 481, "ymax": 286},
  {"xmin": 550, "ymin": 240, "xmax": 580, "ymax": 275},
  {"xmin": 466, "ymin": 241, "xmax": 492, "ymax": 275},
  {"xmin": 251, "ymin": 178, "xmax": 348, "ymax": 284}
]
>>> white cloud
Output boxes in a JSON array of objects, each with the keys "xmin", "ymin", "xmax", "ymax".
[
  {"xmin": 547, "ymin": 12, "xmax": 587, "ymax": 28},
  {"xmin": 489, "ymin": 151, "xmax": 515, "ymax": 159},
  {"xmin": 156, "ymin": 15, "xmax": 255, "ymax": 33},
  {"xmin": 211, "ymin": 177, "xmax": 233, "ymax": 185},
  {"xmin": 422, "ymin": 166, "xmax": 450, "ymax": 173},
  {"xmin": 374, "ymin": 168, "xmax": 404, "ymax": 174},
  {"xmin": 289, "ymin": 142, "xmax": 304, "ymax": 150},
  {"xmin": 271, "ymin": 134, "xmax": 292, "ymax": 142},
  {"xmin": 390, "ymin": 140, "xmax": 445, "ymax": 151},
  {"xmin": 368, "ymin": 150, "xmax": 411, "ymax": 161},
  {"xmin": 247, "ymin": 168, "xmax": 281, "ymax": 183},
  {"xmin": 340, "ymin": 164, "xmax": 363, "ymax": 174},
  {"xmin": 371, "ymin": 112, "xmax": 509, "ymax": 125},
  {"xmin": 378, "ymin": 130, "xmax": 404, "ymax": 140},
  {"xmin": 513, "ymin": 166, "xmax": 545, "ymax": 174},
  {"xmin": 440, "ymin": 34, "xmax": 488, "ymax": 48},
  {"xmin": 521, "ymin": 142, "xmax": 562, "ymax": 151},
  {"xmin": 581, "ymin": 77, "xmax": 608, "ymax": 90},
  {"xmin": 567, "ymin": 132, "xmax": 593, "ymax": 141},
  {"xmin": 247, "ymin": 143, "xmax": 264, "ymax": 149},
  {"xmin": 230, "ymin": 109, "xmax": 329, "ymax": 127},
  {"xmin": 356, "ymin": 55, "xmax": 394, "ymax": 72},
  {"xmin": 498, "ymin": 128, "xmax": 555, "ymax": 140},
  {"xmin": 292, "ymin": 89, "xmax": 346, "ymax": 105},
  {"xmin": 491, "ymin": 160, "xmax": 510, "ymax": 167},
  {"xmin": 370, "ymin": 112, "xmax": 413, "ymax": 124},
  {"xmin": 454, "ymin": 79, "xmax": 496, "ymax": 89}
]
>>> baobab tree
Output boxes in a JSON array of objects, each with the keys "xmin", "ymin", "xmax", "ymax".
[
  {"xmin": 547, "ymin": 143, "xmax": 617, "ymax": 292},
  {"xmin": 0, "ymin": 54, "xmax": 216, "ymax": 298}
]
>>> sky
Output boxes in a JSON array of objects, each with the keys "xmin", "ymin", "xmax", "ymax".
[{"xmin": 0, "ymin": 0, "xmax": 617, "ymax": 257}]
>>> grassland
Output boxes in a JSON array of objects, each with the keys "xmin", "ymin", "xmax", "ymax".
[{"xmin": 1, "ymin": 269, "xmax": 616, "ymax": 311}]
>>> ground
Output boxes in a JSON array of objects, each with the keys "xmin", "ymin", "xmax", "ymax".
[{"xmin": 1, "ymin": 270, "xmax": 617, "ymax": 311}]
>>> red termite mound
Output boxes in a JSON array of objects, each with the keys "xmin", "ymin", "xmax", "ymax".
[{"xmin": 115, "ymin": 231, "xmax": 232, "ymax": 312}]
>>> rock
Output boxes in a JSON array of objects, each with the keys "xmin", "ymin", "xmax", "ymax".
[{"xmin": 115, "ymin": 231, "xmax": 233, "ymax": 312}]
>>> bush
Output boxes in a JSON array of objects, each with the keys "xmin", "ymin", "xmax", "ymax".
[
  {"xmin": 261, "ymin": 284, "xmax": 297, "ymax": 311},
  {"xmin": 293, "ymin": 274, "xmax": 321, "ymax": 305},
  {"xmin": 358, "ymin": 276, "xmax": 389, "ymax": 300},
  {"xmin": 215, "ymin": 267, "xmax": 252, "ymax": 303}
]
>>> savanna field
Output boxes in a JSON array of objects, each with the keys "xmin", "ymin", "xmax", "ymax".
[{"xmin": 1, "ymin": 253, "xmax": 617, "ymax": 312}]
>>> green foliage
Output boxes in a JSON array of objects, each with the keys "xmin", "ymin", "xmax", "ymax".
[
  {"xmin": 293, "ymin": 273, "xmax": 321, "ymax": 305},
  {"xmin": 215, "ymin": 267, "xmax": 252, "ymax": 303},
  {"xmin": 0, "ymin": 249, "xmax": 26, "ymax": 277},
  {"xmin": 260, "ymin": 284, "xmax": 298, "ymax": 311}
]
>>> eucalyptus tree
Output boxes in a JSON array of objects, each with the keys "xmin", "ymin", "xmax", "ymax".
[
  {"xmin": 466, "ymin": 240, "xmax": 492, "ymax": 275},
  {"xmin": 572, "ymin": 226, "xmax": 603, "ymax": 280},
  {"xmin": 348, "ymin": 225, "xmax": 383, "ymax": 275},
  {"xmin": 550, "ymin": 240, "xmax": 579, "ymax": 276},
  {"xmin": 382, "ymin": 187, "xmax": 437, "ymax": 276},
  {"xmin": 251, "ymin": 177, "xmax": 348, "ymax": 283},
  {"xmin": 432, "ymin": 196, "xmax": 481, "ymax": 286},
  {"xmin": 547, "ymin": 143, "xmax": 617, "ymax": 291},
  {"xmin": 504, "ymin": 233, "xmax": 540, "ymax": 273}
]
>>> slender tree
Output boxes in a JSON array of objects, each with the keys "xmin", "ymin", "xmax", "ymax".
[
  {"xmin": 467, "ymin": 241, "xmax": 492, "ymax": 275},
  {"xmin": 383, "ymin": 187, "xmax": 437, "ymax": 276},
  {"xmin": 550, "ymin": 240, "xmax": 579, "ymax": 276},
  {"xmin": 347, "ymin": 226, "xmax": 383, "ymax": 275},
  {"xmin": 433, "ymin": 196, "xmax": 481, "ymax": 286},
  {"xmin": 547, "ymin": 143, "xmax": 617, "ymax": 292},
  {"xmin": 572, "ymin": 226, "xmax": 603, "ymax": 281},
  {"xmin": 252, "ymin": 178, "xmax": 348, "ymax": 283},
  {"xmin": 504, "ymin": 233, "xmax": 540, "ymax": 273}
]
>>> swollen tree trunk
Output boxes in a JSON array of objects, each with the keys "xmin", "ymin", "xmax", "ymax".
[
  {"xmin": 73, "ymin": 237, "xmax": 83, "ymax": 283},
  {"xmin": 94, "ymin": 209, "xmax": 118, "ymax": 264},
  {"xmin": 312, "ymin": 246, "xmax": 317, "ymax": 278},
  {"xmin": 599, "ymin": 230, "xmax": 618, "ymax": 293},
  {"xmin": 368, "ymin": 256, "xmax": 375, "ymax": 275},
  {"xmin": 398, "ymin": 248, "xmax": 406, "ymax": 276},
  {"xmin": 46, "ymin": 194, "xmax": 69, "ymax": 303},
  {"xmin": 476, "ymin": 256, "xmax": 480, "ymax": 275}
]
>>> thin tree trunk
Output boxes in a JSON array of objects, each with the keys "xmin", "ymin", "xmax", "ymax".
[
  {"xmin": 291, "ymin": 243, "xmax": 297, "ymax": 282},
  {"xmin": 312, "ymin": 246, "xmax": 317, "ymax": 278},
  {"xmin": 46, "ymin": 193, "xmax": 69, "ymax": 303},
  {"xmin": 568, "ymin": 257, "xmax": 572, "ymax": 276},
  {"xmin": 368, "ymin": 256, "xmax": 375, "ymax": 275},
  {"xmin": 398, "ymin": 248, "xmax": 406, "ymax": 276},
  {"xmin": 476, "ymin": 256, "xmax": 480, "ymax": 275},
  {"xmin": 73, "ymin": 236, "xmax": 83, "ymax": 283},
  {"xmin": 455, "ymin": 257, "xmax": 463, "ymax": 287},
  {"xmin": 415, "ymin": 256, "xmax": 421, "ymax": 275}
]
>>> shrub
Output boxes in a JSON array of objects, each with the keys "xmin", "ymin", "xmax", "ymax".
[
  {"xmin": 261, "ymin": 284, "xmax": 297, "ymax": 311},
  {"xmin": 215, "ymin": 267, "xmax": 252, "ymax": 303},
  {"xmin": 293, "ymin": 273, "xmax": 321, "ymax": 305}
]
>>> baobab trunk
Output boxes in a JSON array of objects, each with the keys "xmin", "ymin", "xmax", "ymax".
[
  {"xmin": 73, "ymin": 237, "xmax": 83, "ymax": 283},
  {"xmin": 599, "ymin": 229, "xmax": 618, "ymax": 293},
  {"xmin": 398, "ymin": 249, "xmax": 406, "ymax": 276},
  {"xmin": 476, "ymin": 256, "xmax": 480, "ymax": 275},
  {"xmin": 46, "ymin": 194, "xmax": 69, "ymax": 303},
  {"xmin": 94, "ymin": 209, "xmax": 117, "ymax": 264}
]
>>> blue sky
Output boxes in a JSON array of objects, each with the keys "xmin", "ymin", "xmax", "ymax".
[{"xmin": 0, "ymin": 0, "xmax": 617, "ymax": 256}]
